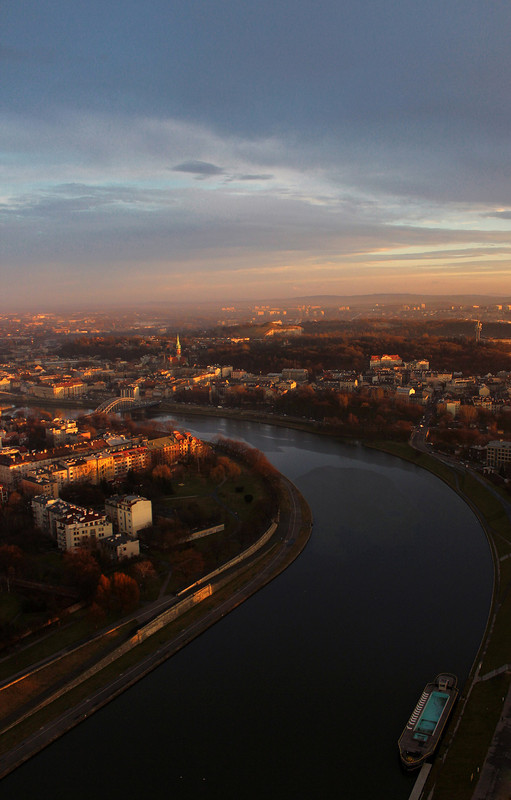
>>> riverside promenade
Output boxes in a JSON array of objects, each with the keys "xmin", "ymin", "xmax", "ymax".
[{"xmin": 471, "ymin": 680, "xmax": 511, "ymax": 799}]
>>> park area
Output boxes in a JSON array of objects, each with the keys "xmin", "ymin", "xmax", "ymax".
[{"xmin": 0, "ymin": 445, "xmax": 278, "ymax": 653}]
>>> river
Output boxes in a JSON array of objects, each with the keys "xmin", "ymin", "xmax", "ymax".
[{"xmin": 2, "ymin": 414, "xmax": 493, "ymax": 799}]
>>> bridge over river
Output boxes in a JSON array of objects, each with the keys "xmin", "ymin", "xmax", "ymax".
[{"xmin": 93, "ymin": 396, "xmax": 161, "ymax": 414}]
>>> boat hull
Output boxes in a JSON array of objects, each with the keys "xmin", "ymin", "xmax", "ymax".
[{"xmin": 398, "ymin": 673, "xmax": 458, "ymax": 771}]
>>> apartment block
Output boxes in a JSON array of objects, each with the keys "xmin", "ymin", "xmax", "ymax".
[
  {"xmin": 486, "ymin": 440, "xmax": 511, "ymax": 469},
  {"xmin": 105, "ymin": 494, "xmax": 152, "ymax": 538}
]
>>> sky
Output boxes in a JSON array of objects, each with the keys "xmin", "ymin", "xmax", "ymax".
[{"xmin": 2, "ymin": 0, "xmax": 511, "ymax": 309}]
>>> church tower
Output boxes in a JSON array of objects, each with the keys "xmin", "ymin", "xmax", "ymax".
[{"xmin": 176, "ymin": 334, "xmax": 181, "ymax": 359}]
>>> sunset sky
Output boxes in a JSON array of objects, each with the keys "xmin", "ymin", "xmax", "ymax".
[{"xmin": 2, "ymin": 0, "xmax": 511, "ymax": 308}]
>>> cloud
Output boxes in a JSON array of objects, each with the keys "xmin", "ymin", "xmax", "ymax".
[
  {"xmin": 233, "ymin": 174, "xmax": 274, "ymax": 181},
  {"xmin": 484, "ymin": 210, "xmax": 511, "ymax": 220},
  {"xmin": 171, "ymin": 160, "xmax": 225, "ymax": 177},
  {"xmin": 2, "ymin": 106, "xmax": 511, "ymax": 308}
]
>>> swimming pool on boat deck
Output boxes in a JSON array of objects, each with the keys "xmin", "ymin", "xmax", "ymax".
[{"xmin": 413, "ymin": 691, "xmax": 449, "ymax": 741}]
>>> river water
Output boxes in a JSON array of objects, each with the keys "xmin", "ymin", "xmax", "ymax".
[{"xmin": 2, "ymin": 414, "xmax": 493, "ymax": 799}]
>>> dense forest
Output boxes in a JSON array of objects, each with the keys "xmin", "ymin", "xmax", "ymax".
[
  {"xmin": 199, "ymin": 328, "xmax": 511, "ymax": 376},
  {"xmin": 58, "ymin": 335, "xmax": 164, "ymax": 361},
  {"xmin": 55, "ymin": 320, "xmax": 511, "ymax": 376}
]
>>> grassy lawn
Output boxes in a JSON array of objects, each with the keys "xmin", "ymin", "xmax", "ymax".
[
  {"xmin": 160, "ymin": 466, "xmax": 269, "ymax": 534},
  {"xmin": 369, "ymin": 441, "xmax": 422, "ymax": 461},
  {"xmin": 459, "ymin": 473, "xmax": 508, "ymax": 526},
  {"xmin": 0, "ymin": 623, "xmax": 130, "ymax": 722},
  {"xmin": 368, "ymin": 441, "xmax": 460, "ymax": 488},
  {"xmin": 170, "ymin": 474, "xmax": 210, "ymax": 497},
  {"xmin": 0, "ymin": 594, "xmax": 22, "ymax": 625},
  {"xmin": 481, "ymin": 594, "xmax": 511, "ymax": 674},
  {"xmin": 431, "ymin": 674, "xmax": 511, "ymax": 800},
  {"xmin": 0, "ymin": 612, "xmax": 123, "ymax": 684},
  {"xmin": 417, "ymin": 455, "xmax": 459, "ymax": 488},
  {"xmin": 216, "ymin": 472, "xmax": 267, "ymax": 520}
]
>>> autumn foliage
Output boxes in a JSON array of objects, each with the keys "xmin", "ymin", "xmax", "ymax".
[{"xmin": 91, "ymin": 571, "xmax": 140, "ymax": 620}]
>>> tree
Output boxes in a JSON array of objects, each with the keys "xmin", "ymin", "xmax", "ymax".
[
  {"xmin": 154, "ymin": 517, "xmax": 186, "ymax": 549},
  {"xmin": 132, "ymin": 559, "xmax": 157, "ymax": 588},
  {"xmin": 459, "ymin": 405, "xmax": 478, "ymax": 425},
  {"xmin": 210, "ymin": 464, "xmax": 226, "ymax": 483},
  {"xmin": 110, "ymin": 572, "xmax": 140, "ymax": 612},
  {"xmin": 7, "ymin": 492, "xmax": 22, "ymax": 509},
  {"xmin": 0, "ymin": 544, "xmax": 26, "ymax": 587},
  {"xmin": 152, "ymin": 464, "xmax": 171, "ymax": 481},
  {"xmin": 64, "ymin": 550, "xmax": 101, "ymax": 599},
  {"xmin": 94, "ymin": 573, "xmax": 112, "ymax": 612},
  {"xmin": 217, "ymin": 456, "xmax": 242, "ymax": 479},
  {"xmin": 151, "ymin": 464, "xmax": 173, "ymax": 493},
  {"xmin": 171, "ymin": 548, "xmax": 205, "ymax": 580}
]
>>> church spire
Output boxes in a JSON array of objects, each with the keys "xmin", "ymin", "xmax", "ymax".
[{"xmin": 176, "ymin": 334, "xmax": 181, "ymax": 358}]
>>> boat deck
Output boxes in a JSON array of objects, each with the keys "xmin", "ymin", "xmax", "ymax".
[{"xmin": 399, "ymin": 674, "xmax": 458, "ymax": 770}]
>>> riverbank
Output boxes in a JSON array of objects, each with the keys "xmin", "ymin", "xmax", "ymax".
[
  {"xmin": 2, "ymin": 394, "xmax": 505, "ymax": 797},
  {"xmin": 364, "ymin": 443, "xmax": 511, "ymax": 799},
  {"xmin": 161, "ymin": 405, "xmax": 511, "ymax": 799},
  {"xmin": 0, "ymin": 391, "xmax": 93, "ymax": 411},
  {"xmin": 0, "ymin": 473, "xmax": 312, "ymax": 779},
  {"xmin": 0, "ymin": 407, "xmax": 490, "ymax": 799}
]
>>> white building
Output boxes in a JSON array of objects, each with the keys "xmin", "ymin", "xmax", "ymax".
[
  {"xmin": 105, "ymin": 494, "xmax": 152, "ymax": 538},
  {"xmin": 32, "ymin": 495, "xmax": 113, "ymax": 551},
  {"xmin": 32, "ymin": 496, "xmax": 68, "ymax": 534},
  {"xmin": 486, "ymin": 441, "xmax": 511, "ymax": 469},
  {"xmin": 54, "ymin": 507, "xmax": 113, "ymax": 552}
]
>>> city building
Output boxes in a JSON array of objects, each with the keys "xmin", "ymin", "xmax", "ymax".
[
  {"xmin": 21, "ymin": 471, "xmax": 59, "ymax": 498},
  {"xmin": 32, "ymin": 495, "xmax": 67, "ymax": 534},
  {"xmin": 100, "ymin": 533, "xmax": 140, "ymax": 561},
  {"xmin": 45, "ymin": 418, "xmax": 79, "ymax": 446},
  {"xmin": 105, "ymin": 494, "xmax": 152, "ymax": 538},
  {"xmin": 486, "ymin": 441, "xmax": 511, "ymax": 469},
  {"xmin": 370, "ymin": 355, "xmax": 403, "ymax": 369},
  {"xmin": 54, "ymin": 507, "xmax": 113, "ymax": 552},
  {"xmin": 32, "ymin": 496, "xmax": 113, "ymax": 551},
  {"xmin": 281, "ymin": 368, "xmax": 309, "ymax": 382}
]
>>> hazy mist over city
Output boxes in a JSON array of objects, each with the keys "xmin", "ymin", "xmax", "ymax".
[{"xmin": 2, "ymin": 1, "xmax": 511, "ymax": 310}]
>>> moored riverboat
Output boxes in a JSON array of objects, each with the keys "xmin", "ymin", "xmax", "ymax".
[{"xmin": 398, "ymin": 673, "xmax": 458, "ymax": 771}]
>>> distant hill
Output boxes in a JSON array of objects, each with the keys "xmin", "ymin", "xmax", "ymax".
[
  {"xmin": 141, "ymin": 293, "xmax": 511, "ymax": 311},
  {"xmin": 272, "ymin": 293, "xmax": 511, "ymax": 308}
]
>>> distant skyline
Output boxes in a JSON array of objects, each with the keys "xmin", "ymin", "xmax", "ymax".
[{"xmin": 2, "ymin": 1, "xmax": 511, "ymax": 309}]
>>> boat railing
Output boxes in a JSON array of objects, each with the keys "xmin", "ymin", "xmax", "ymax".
[{"xmin": 406, "ymin": 691, "xmax": 430, "ymax": 730}]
